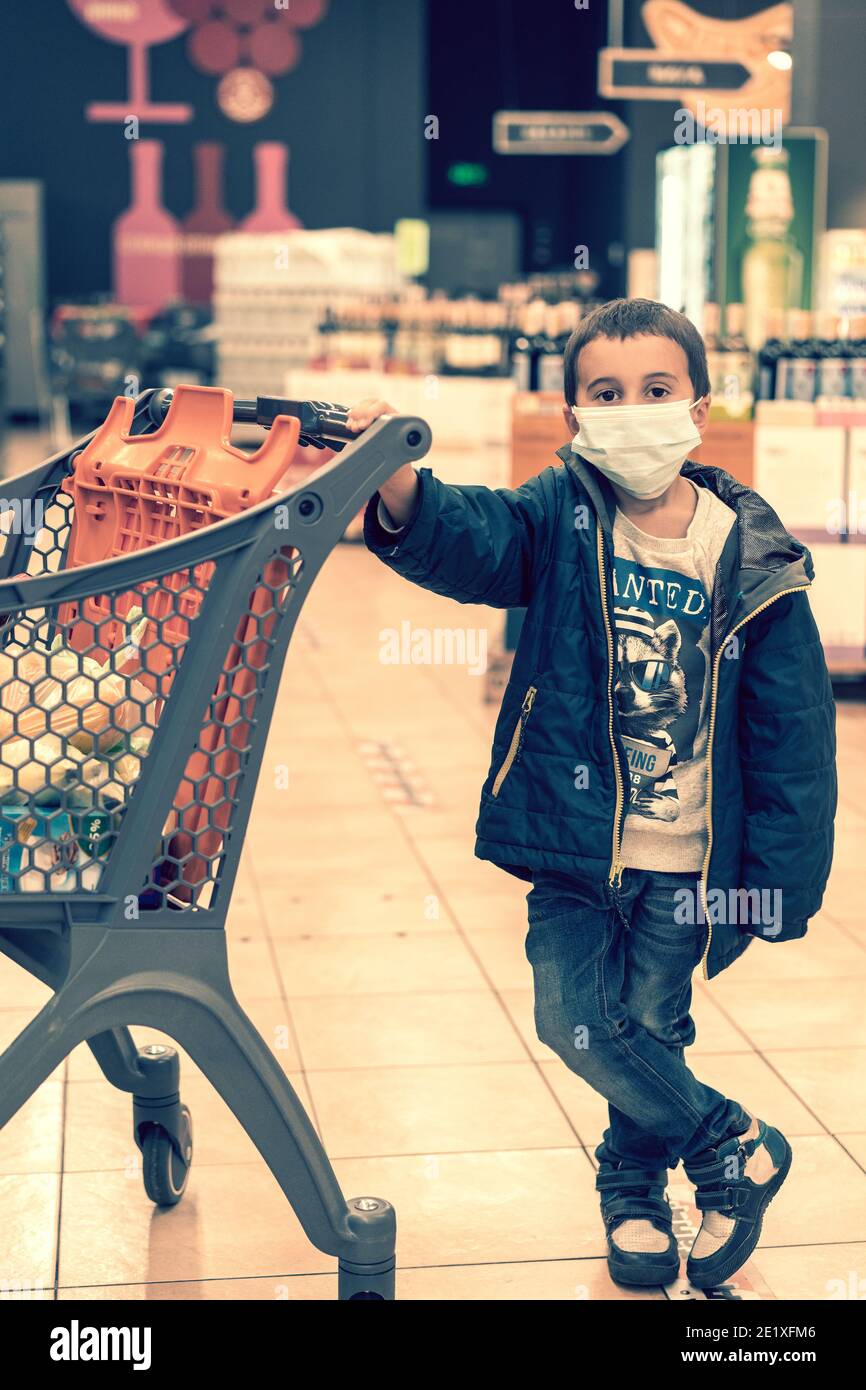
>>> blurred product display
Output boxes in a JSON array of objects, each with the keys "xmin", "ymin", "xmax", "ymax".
[
  {"xmin": 0, "ymin": 180, "xmax": 46, "ymax": 417},
  {"xmin": 48, "ymin": 301, "xmax": 217, "ymax": 424},
  {"xmin": 758, "ymin": 310, "xmax": 866, "ymax": 403},
  {"xmin": 702, "ymin": 301, "xmax": 866, "ymax": 418},
  {"xmin": 817, "ymin": 229, "xmax": 866, "ymax": 323},
  {"xmin": 313, "ymin": 284, "xmax": 593, "ymax": 386},
  {"xmin": 140, "ymin": 304, "xmax": 216, "ymax": 388},
  {"xmin": 212, "ymin": 228, "xmax": 404, "ymax": 398},
  {"xmin": 49, "ymin": 304, "xmax": 143, "ymax": 425},
  {"xmin": 0, "ymin": 16, "xmax": 862, "ymax": 685}
]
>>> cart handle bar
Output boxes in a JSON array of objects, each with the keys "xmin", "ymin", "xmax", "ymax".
[{"xmin": 148, "ymin": 388, "xmax": 357, "ymax": 449}]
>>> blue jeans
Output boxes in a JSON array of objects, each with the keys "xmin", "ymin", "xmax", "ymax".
[{"xmin": 525, "ymin": 866, "xmax": 750, "ymax": 1172}]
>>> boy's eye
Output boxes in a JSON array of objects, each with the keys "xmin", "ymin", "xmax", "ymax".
[
  {"xmin": 594, "ymin": 389, "xmax": 619, "ymax": 403},
  {"xmin": 646, "ymin": 385, "xmax": 671, "ymax": 399}
]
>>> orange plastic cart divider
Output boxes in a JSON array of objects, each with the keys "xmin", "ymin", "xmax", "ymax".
[
  {"xmin": 55, "ymin": 384, "xmax": 302, "ymax": 897},
  {"xmin": 58, "ymin": 384, "xmax": 300, "ymax": 660}
]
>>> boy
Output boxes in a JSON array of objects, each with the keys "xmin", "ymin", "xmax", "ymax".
[{"xmin": 354, "ymin": 298, "xmax": 837, "ymax": 1291}]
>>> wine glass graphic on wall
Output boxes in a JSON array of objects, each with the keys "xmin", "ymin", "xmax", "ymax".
[{"xmin": 66, "ymin": 0, "xmax": 193, "ymax": 123}]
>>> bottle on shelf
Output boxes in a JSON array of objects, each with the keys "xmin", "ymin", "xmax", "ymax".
[
  {"xmin": 717, "ymin": 302, "xmax": 755, "ymax": 418},
  {"xmin": 527, "ymin": 298, "xmax": 551, "ymax": 390},
  {"xmin": 440, "ymin": 299, "xmax": 466, "ymax": 376},
  {"xmin": 410, "ymin": 297, "xmax": 436, "ymax": 376},
  {"xmin": 489, "ymin": 299, "xmax": 512, "ymax": 378},
  {"xmin": 510, "ymin": 298, "xmax": 546, "ymax": 391},
  {"xmin": 814, "ymin": 310, "xmax": 851, "ymax": 401},
  {"xmin": 849, "ymin": 316, "xmax": 866, "ymax": 401},
  {"xmin": 381, "ymin": 295, "xmax": 400, "ymax": 372},
  {"xmin": 775, "ymin": 309, "xmax": 815, "ymax": 401},
  {"xmin": 537, "ymin": 304, "xmax": 566, "ymax": 393},
  {"xmin": 314, "ymin": 304, "xmax": 337, "ymax": 370},
  {"xmin": 361, "ymin": 299, "xmax": 388, "ymax": 372},
  {"xmin": 756, "ymin": 309, "xmax": 787, "ymax": 401},
  {"xmin": 540, "ymin": 300, "xmax": 580, "ymax": 394},
  {"xmin": 461, "ymin": 299, "xmax": 503, "ymax": 377},
  {"xmin": 390, "ymin": 297, "xmax": 410, "ymax": 373}
]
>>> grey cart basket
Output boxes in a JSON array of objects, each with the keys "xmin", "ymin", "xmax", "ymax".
[{"xmin": 0, "ymin": 383, "xmax": 431, "ymax": 1300}]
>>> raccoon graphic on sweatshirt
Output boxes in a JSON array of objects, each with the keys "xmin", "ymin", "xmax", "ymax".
[{"xmin": 612, "ymin": 480, "xmax": 736, "ymax": 873}]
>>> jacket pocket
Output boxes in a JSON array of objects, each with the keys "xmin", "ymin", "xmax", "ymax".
[{"xmin": 491, "ymin": 683, "xmax": 538, "ymax": 797}]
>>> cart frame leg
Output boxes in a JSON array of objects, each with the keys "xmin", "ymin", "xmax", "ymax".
[{"xmin": 0, "ymin": 924, "xmax": 395, "ymax": 1280}]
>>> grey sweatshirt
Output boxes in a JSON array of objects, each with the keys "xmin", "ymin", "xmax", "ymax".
[{"xmin": 612, "ymin": 481, "xmax": 736, "ymax": 871}]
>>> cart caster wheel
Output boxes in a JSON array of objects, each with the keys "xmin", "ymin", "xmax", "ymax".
[
  {"xmin": 338, "ymin": 1261, "xmax": 395, "ymax": 1301},
  {"xmin": 142, "ymin": 1104, "xmax": 193, "ymax": 1207}
]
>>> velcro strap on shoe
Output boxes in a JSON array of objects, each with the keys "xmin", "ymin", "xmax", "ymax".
[
  {"xmin": 694, "ymin": 1186, "xmax": 751, "ymax": 1213},
  {"xmin": 684, "ymin": 1153, "xmax": 743, "ymax": 1186},
  {"xmin": 602, "ymin": 1194, "xmax": 672, "ymax": 1226},
  {"xmin": 595, "ymin": 1167, "xmax": 667, "ymax": 1191}
]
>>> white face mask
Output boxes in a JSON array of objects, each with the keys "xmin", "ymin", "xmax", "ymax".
[{"xmin": 570, "ymin": 396, "xmax": 704, "ymax": 500}]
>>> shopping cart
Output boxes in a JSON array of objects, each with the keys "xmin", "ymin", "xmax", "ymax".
[{"xmin": 0, "ymin": 383, "xmax": 431, "ymax": 1300}]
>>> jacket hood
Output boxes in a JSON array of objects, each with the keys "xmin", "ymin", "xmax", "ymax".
[{"xmin": 555, "ymin": 444, "xmax": 814, "ymax": 587}]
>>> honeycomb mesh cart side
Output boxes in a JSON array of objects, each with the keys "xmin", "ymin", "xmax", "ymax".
[{"xmin": 0, "ymin": 394, "xmax": 432, "ymax": 1300}]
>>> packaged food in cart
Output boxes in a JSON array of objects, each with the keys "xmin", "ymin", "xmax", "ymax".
[{"xmin": 0, "ymin": 608, "xmax": 156, "ymax": 892}]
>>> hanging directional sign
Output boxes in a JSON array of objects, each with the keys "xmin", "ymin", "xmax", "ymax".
[
  {"xmin": 493, "ymin": 110, "xmax": 630, "ymax": 156},
  {"xmin": 598, "ymin": 49, "xmax": 755, "ymax": 100}
]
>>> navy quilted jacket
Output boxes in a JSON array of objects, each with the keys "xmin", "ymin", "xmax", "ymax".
[{"xmin": 363, "ymin": 447, "xmax": 837, "ymax": 981}]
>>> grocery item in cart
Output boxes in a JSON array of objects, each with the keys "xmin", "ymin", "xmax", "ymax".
[
  {"xmin": 0, "ymin": 609, "xmax": 156, "ymax": 892},
  {"xmin": 0, "ymin": 792, "xmax": 107, "ymax": 894},
  {"xmin": 0, "ymin": 612, "xmax": 155, "ymax": 752}
]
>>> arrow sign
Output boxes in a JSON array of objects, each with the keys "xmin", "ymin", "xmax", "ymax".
[
  {"xmin": 599, "ymin": 49, "xmax": 755, "ymax": 100},
  {"xmin": 493, "ymin": 110, "xmax": 630, "ymax": 156}
]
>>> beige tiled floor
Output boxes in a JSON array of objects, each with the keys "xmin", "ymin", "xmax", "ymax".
[{"xmin": 0, "ymin": 446, "xmax": 865, "ymax": 1300}]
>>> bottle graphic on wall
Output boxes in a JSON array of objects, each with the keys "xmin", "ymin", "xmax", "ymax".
[
  {"xmin": 240, "ymin": 143, "xmax": 303, "ymax": 233},
  {"xmin": 113, "ymin": 139, "xmax": 182, "ymax": 311},
  {"xmin": 739, "ymin": 147, "xmax": 804, "ymax": 351},
  {"xmin": 182, "ymin": 143, "xmax": 235, "ymax": 305}
]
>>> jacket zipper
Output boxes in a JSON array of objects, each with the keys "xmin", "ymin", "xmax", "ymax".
[
  {"xmin": 491, "ymin": 684, "xmax": 537, "ymax": 796},
  {"xmin": 698, "ymin": 584, "xmax": 810, "ymax": 982},
  {"xmin": 596, "ymin": 522, "xmax": 625, "ymax": 887}
]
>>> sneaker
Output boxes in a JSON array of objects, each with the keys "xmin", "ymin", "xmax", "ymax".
[
  {"xmin": 596, "ymin": 1161, "xmax": 680, "ymax": 1287},
  {"xmin": 683, "ymin": 1117, "xmax": 792, "ymax": 1289}
]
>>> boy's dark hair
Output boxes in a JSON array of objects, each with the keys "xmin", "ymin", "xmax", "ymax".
[{"xmin": 563, "ymin": 298, "xmax": 711, "ymax": 405}]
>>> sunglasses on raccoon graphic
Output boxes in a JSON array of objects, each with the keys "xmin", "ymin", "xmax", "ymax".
[{"xmin": 628, "ymin": 658, "xmax": 672, "ymax": 692}]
